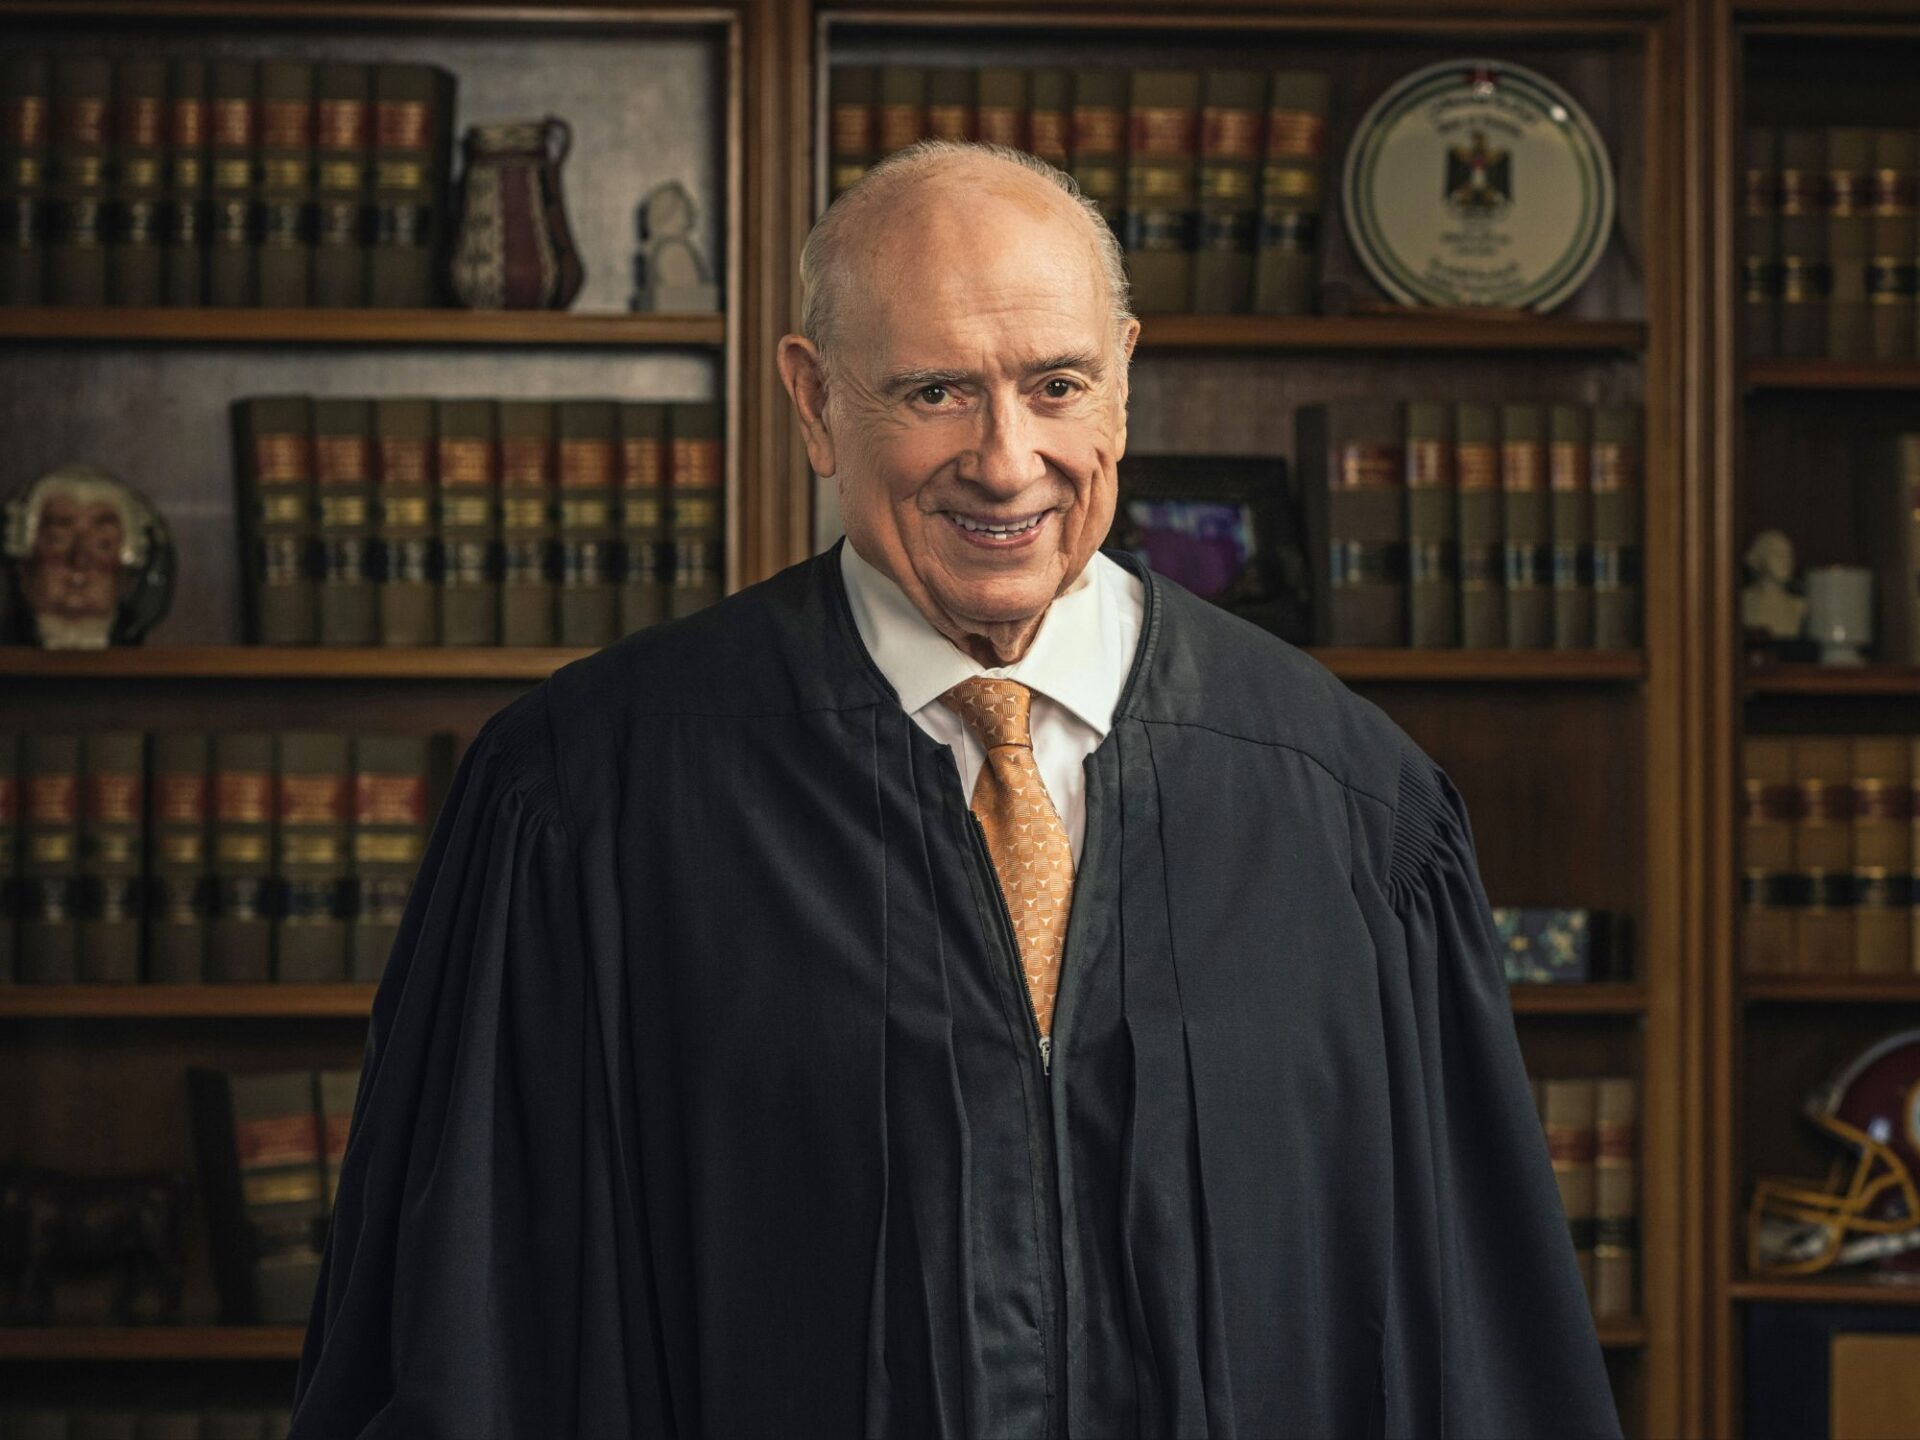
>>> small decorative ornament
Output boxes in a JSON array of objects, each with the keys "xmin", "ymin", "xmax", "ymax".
[
  {"xmin": 448, "ymin": 117, "xmax": 585, "ymax": 310},
  {"xmin": 630, "ymin": 180, "xmax": 719, "ymax": 312},
  {"xmin": 1805, "ymin": 564, "xmax": 1875, "ymax": 666},
  {"xmin": 1341, "ymin": 58, "xmax": 1616, "ymax": 311},
  {"xmin": 1, "ymin": 462, "xmax": 175, "ymax": 649},
  {"xmin": 1741, "ymin": 528, "xmax": 1808, "ymax": 642}
]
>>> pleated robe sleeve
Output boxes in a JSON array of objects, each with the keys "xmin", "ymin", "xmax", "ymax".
[
  {"xmin": 1375, "ymin": 750, "xmax": 1623, "ymax": 1440},
  {"xmin": 287, "ymin": 697, "xmax": 658, "ymax": 1439}
]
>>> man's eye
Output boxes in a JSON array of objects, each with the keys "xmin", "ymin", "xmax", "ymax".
[
  {"xmin": 916, "ymin": 384, "xmax": 949, "ymax": 406},
  {"xmin": 1043, "ymin": 378, "xmax": 1077, "ymax": 398}
]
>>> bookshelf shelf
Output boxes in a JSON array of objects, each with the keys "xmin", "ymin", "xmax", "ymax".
[
  {"xmin": 0, "ymin": 1326, "xmax": 305, "ymax": 1361},
  {"xmin": 1743, "ymin": 664, "xmax": 1920, "ymax": 696},
  {"xmin": 1728, "ymin": 1280, "xmax": 1920, "ymax": 1308},
  {"xmin": 1742, "ymin": 975, "xmax": 1920, "ymax": 1004},
  {"xmin": 1315, "ymin": 649, "xmax": 1644, "ymax": 682},
  {"xmin": 1743, "ymin": 359, "xmax": 1920, "ymax": 389},
  {"xmin": 1595, "ymin": 1318, "xmax": 1650, "ymax": 1349},
  {"xmin": 0, "ymin": 307, "xmax": 726, "ymax": 348},
  {"xmin": 1133, "ymin": 314, "xmax": 1648, "ymax": 353},
  {"xmin": 0, "ymin": 985, "xmax": 379, "ymax": 1019},
  {"xmin": 1509, "ymin": 983, "xmax": 1647, "ymax": 1015}
]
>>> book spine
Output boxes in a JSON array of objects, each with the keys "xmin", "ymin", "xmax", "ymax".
[
  {"xmin": 1912, "ymin": 738, "xmax": 1920, "ymax": 976},
  {"xmin": 1027, "ymin": 69, "xmax": 1071, "ymax": 169},
  {"xmin": 827, "ymin": 67, "xmax": 877, "ymax": 200},
  {"xmin": 349, "ymin": 734, "xmax": 430, "ymax": 984},
  {"xmin": 1741, "ymin": 737, "xmax": 1796, "ymax": 974},
  {"xmin": 209, "ymin": 732, "xmax": 274, "ymax": 983},
  {"xmin": 374, "ymin": 397, "xmax": 438, "ymax": 645},
  {"xmin": 276, "ymin": 732, "xmax": 349, "ymax": 983},
  {"xmin": 369, "ymin": 65, "xmax": 449, "ymax": 309},
  {"xmin": 21, "ymin": 734, "xmax": 81, "ymax": 983},
  {"xmin": 0, "ymin": 55, "xmax": 50, "ymax": 305},
  {"xmin": 1252, "ymin": 70, "xmax": 1331, "ymax": 317},
  {"xmin": 1592, "ymin": 1077, "xmax": 1638, "ymax": 1321},
  {"xmin": 668, "ymin": 402, "xmax": 724, "ymax": 619},
  {"xmin": 1591, "ymin": 406, "xmax": 1643, "ymax": 650},
  {"xmin": 1299, "ymin": 400, "xmax": 1407, "ymax": 647},
  {"xmin": 1543, "ymin": 1077, "xmax": 1598, "ymax": 1298},
  {"xmin": 149, "ymin": 731, "xmax": 210, "ymax": 983},
  {"xmin": 317, "ymin": 1067, "xmax": 360, "ymax": 1213},
  {"xmin": 1191, "ymin": 69, "xmax": 1263, "ymax": 316},
  {"xmin": 1870, "ymin": 129, "xmax": 1916, "ymax": 361},
  {"xmin": 78, "ymin": 731, "xmax": 143, "ymax": 984},
  {"xmin": 1455, "ymin": 402, "xmax": 1505, "ymax": 648},
  {"xmin": 257, "ymin": 61, "xmax": 313, "ymax": 308},
  {"xmin": 1070, "ymin": 71, "xmax": 1125, "ymax": 233},
  {"xmin": 111, "ymin": 58, "xmax": 167, "ymax": 307},
  {"xmin": 232, "ymin": 395, "xmax": 317, "ymax": 644},
  {"xmin": 1123, "ymin": 70, "xmax": 1200, "ymax": 314},
  {"xmin": 1851, "ymin": 738, "xmax": 1911, "ymax": 975},
  {"xmin": 498, "ymin": 400, "xmax": 558, "ymax": 646},
  {"xmin": 163, "ymin": 58, "xmax": 207, "ymax": 307},
  {"xmin": 557, "ymin": 399, "xmax": 619, "ymax": 647},
  {"xmin": 228, "ymin": 1069, "xmax": 325, "ymax": 1322},
  {"xmin": 1741, "ymin": 127, "xmax": 1778, "ymax": 360},
  {"xmin": 1405, "ymin": 400, "xmax": 1458, "ymax": 648},
  {"xmin": 1501, "ymin": 404, "xmax": 1553, "ymax": 651},
  {"xmin": 924, "ymin": 67, "xmax": 974, "ymax": 144},
  {"xmin": 0, "ymin": 732, "xmax": 16, "ymax": 981},
  {"xmin": 207, "ymin": 60, "xmax": 257, "ymax": 309},
  {"xmin": 312, "ymin": 62, "xmax": 369, "ymax": 309},
  {"xmin": 48, "ymin": 57, "xmax": 111, "ymax": 307},
  {"xmin": 1550, "ymin": 404, "xmax": 1595, "ymax": 651},
  {"xmin": 876, "ymin": 66, "xmax": 926, "ymax": 159},
  {"xmin": 1794, "ymin": 738, "xmax": 1853, "ymax": 974},
  {"xmin": 618, "ymin": 402, "xmax": 668, "ymax": 632},
  {"xmin": 1826, "ymin": 126, "xmax": 1873, "ymax": 361},
  {"xmin": 1776, "ymin": 127, "xmax": 1827, "ymax": 360},
  {"xmin": 1889, "ymin": 434, "xmax": 1920, "ymax": 665},
  {"xmin": 435, "ymin": 399, "xmax": 500, "ymax": 646},
  {"xmin": 975, "ymin": 67, "xmax": 1027, "ymax": 152},
  {"xmin": 314, "ymin": 398, "xmax": 378, "ymax": 645}
]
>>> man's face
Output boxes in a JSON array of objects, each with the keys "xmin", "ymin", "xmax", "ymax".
[
  {"xmin": 24, "ymin": 490, "xmax": 124, "ymax": 621},
  {"xmin": 785, "ymin": 173, "xmax": 1140, "ymax": 663}
]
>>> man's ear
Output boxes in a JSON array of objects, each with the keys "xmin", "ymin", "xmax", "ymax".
[
  {"xmin": 777, "ymin": 334, "xmax": 838, "ymax": 478},
  {"xmin": 1111, "ymin": 317, "xmax": 1141, "ymax": 458}
]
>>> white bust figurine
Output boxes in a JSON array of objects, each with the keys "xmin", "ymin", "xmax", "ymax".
[{"xmin": 1741, "ymin": 528, "xmax": 1807, "ymax": 641}]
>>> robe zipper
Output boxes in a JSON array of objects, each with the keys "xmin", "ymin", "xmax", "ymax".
[{"xmin": 966, "ymin": 810, "xmax": 1051, "ymax": 1074}]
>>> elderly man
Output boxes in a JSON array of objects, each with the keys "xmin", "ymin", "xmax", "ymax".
[{"xmin": 291, "ymin": 142, "xmax": 1620, "ymax": 1439}]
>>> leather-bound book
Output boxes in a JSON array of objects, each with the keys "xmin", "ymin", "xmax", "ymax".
[
  {"xmin": 924, "ymin": 68, "xmax": 974, "ymax": 143},
  {"xmin": 314, "ymin": 398, "xmax": 377, "ymax": 645},
  {"xmin": 1870, "ymin": 128, "xmax": 1916, "ymax": 361},
  {"xmin": 1070, "ymin": 70, "xmax": 1125, "ymax": 232},
  {"xmin": 317, "ymin": 1066, "xmax": 360, "ymax": 1213},
  {"xmin": 827, "ymin": 67, "xmax": 877, "ymax": 200},
  {"xmin": 276, "ymin": 733, "xmax": 349, "ymax": 983},
  {"xmin": 369, "ymin": 64, "xmax": 454, "ymax": 309},
  {"xmin": 48, "ymin": 56, "xmax": 111, "ymax": 307},
  {"xmin": 1826, "ymin": 127, "xmax": 1872, "ymax": 361},
  {"xmin": 232, "ymin": 395, "xmax": 316, "ymax": 644},
  {"xmin": 78, "ymin": 731, "xmax": 143, "ymax": 984},
  {"xmin": 0, "ymin": 732, "xmax": 16, "ymax": 981},
  {"xmin": 1252, "ymin": 70, "xmax": 1332, "ymax": 316},
  {"xmin": 1192, "ymin": 69, "xmax": 1263, "ymax": 315},
  {"xmin": 875, "ymin": 66, "xmax": 925, "ymax": 159},
  {"xmin": 617, "ymin": 401, "xmax": 668, "ymax": 632},
  {"xmin": 1123, "ymin": 70, "xmax": 1200, "ymax": 314},
  {"xmin": 1592, "ymin": 405, "xmax": 1642, "ymax": 649},
  {"xmin": 498, "ymin": 400, "xmax": 558, "ymax": 646},
  {"xmin": 256, "ymin": 60, "xmax": 313, "ymax": 308},
  {"xmin": 209, "ymin": 732, "xmax": 274, "ymax": 984},
  {"xmin": 149, "ymin": 731, "xmax": 210, "ymax": 983},
  {"xmin": 21, "ymin": 733, "xmax": 81, "ymax": 983},
  {"xmin": 1741, "ymin": 126, "xmax": 1778, "ymax": 360},
  {"xmin": 110, "ymin": 58, "xmax": 167, "ymax": 307},
  {"xmin": 1405, "ymin": 400, "xmax": 1458, "ymax": 649},
  {"xmin": 1297, "ymin": 399, "xmax": 1407, "ymax": 647},
  {"xmin": 976, "ymin": 67, "xmax": 1027, "ymax": 151},
  {"xmin": 1592, "ymin": 1077, "xmax": 1638, "ymax": 1321},
  {"xmin": 1028, "ymin": 69, "xmax": 1070, "ymax": 169},
  {"xmin": 349, "ymin": 733, "xmax": 432, "ymax": 984},
  {"xmin": 1867, "ymin": 433, "xmax": 1920, "ymax": 665},
  {"xmin": 1501, "ymin": 403, "xmax": 1552, "ymax": 650},
  {"xmin": 1550, "ymin": 403, "xmax": 1595, "ymax": 651},
  {"xmin": 1, "ymin": 55, "xmax": 50, "ymax": 305},
  {"xmin": 312, "ymin": 62, "xmax": 369, "ymax": 308},
  {"xmin": 1912, "ymin": 739, "xmax": 1920, "ymax": 976},
  {"xmin": 1542, "ymin": 1077, "xmax": 1598, "ymax": 1297},
  {"xmin": 435, "ymin": 398, "xmax": 500, "ymax": 646},
  {"xmin": 1742, "ymin": 737, "xmax": 1795, "ymax": 974},
  {"xmin": 1852, "ymin": 738, "xmax": 1911, "ymax": 975},
  {"xmin": 374, "ymin": 397, "xmax": 436, "ymax": 645},
  {"xmin": 668, "ymin": 401, "xmax": 724, "ymax": 619},
  {"xmin": 557, "ymin": 399, "xmax": 619, "ymax": 647},
  {"xmin": 162, "ymin": 57, "xmax": 207, "ymax": 306},
  {"xmin": 1776, "ymin": 126, "xmax": 1827, "ymax": 360},
  {"xmin": 207, "ymin": 59, "xmax": 257, "ymax": 309},
  {"xmin": 1794, "ymin": 737, "xmax": 1854, "ymax": 974},
  {"xmin": 1455, "ymin": 401, "xmax": 1504, "ymax": 648},
  {"xmin": 186, "ymin": 1067, "xmax": 325, "ymax": 1324}
]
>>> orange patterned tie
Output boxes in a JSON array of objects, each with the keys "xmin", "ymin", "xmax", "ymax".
[{"xmin": 939, "ymin": 677, "xmax": 1075, "ymax": 1041}]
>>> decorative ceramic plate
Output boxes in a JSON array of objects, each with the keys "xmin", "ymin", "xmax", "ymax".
[{"xmin": 1341, "ymin": 58, "xmax": 1615, "ymax": 311}]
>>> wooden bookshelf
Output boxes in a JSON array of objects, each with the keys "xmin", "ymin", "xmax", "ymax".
[
  {"xmin": 1743, "ymin": 663, "xmax": 1920, "ymax": 696},
  {"xmin": 0, "ymin": 1327, "xmax": 306, "ymax": 1361},
  {"xmin": 1728, "ymin": 1280, "xmax": 1920, "ymax": 1308},
  {"xmin": 1744, "ymin": 359, "xmax": 1920, "ymax": 389},
  {"xmin": 1742, "ymin": 975, "xmax": 1920, "ymax": 1005},
  {"xmin": 1133, "ymin": 313, "xmax": 1647, "ymax": 353},
  {"xmin": 0, "ymin": 985, "xmax": 381, "ymax": 1019},
  {"xmin": 0, "ymin": 307, "xmax": 727, "ymax": 347}
]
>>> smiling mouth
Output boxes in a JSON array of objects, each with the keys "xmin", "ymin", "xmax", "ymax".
[{"xmin": 943, "ymin": 511, "xmax": 1049, "ymax": 539}]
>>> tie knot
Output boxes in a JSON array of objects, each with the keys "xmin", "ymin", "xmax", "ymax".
[{"xmin": 939, "ymin": 676, "xmax": 1034, "ymax": 749}]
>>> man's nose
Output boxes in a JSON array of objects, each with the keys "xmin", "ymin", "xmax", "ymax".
[{"xmin": 966, "ymin": 391, "xmax": 1046, "ymax": 497}]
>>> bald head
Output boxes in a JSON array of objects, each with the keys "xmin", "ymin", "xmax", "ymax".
[{"xmin": 799, "ymin": 140, "xmax": 1133, "ymax": 377}]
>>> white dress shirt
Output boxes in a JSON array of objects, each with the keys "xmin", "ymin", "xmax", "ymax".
[{"xmin": 839, "ymin": 538, "xmax": 1146, "ymax": 865}]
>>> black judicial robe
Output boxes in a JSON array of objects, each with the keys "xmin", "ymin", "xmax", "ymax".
[{"xmin": 290, "ymin": 539, "xmax": 1622, "ymax": 1440}]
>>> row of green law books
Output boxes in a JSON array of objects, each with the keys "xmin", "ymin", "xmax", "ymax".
[
  {"xmin": 0, "ymin": 730, "xmax": 451, "ymax": 987},
  {"xmin": 0, "ymin": 53, "xmax": 454, "ymax": 310},
  {"xmin": 1296, "ymin": 400, "xmax": 1645, "ymax": 651},
  {"xmin": 828, "ymin": 65, "xmax": 1333, "ymax": 316},
  {"xmin": 233, "ymin": 395, "xmax": 724, "ymax": 647},
  {"xmin": 1534, "ymin": 1073, "xmax": 1639, "ymax": 1323},
  {"xmin": 0, "ymin": 1410, "xmax": 293, "ymax": 1440}
]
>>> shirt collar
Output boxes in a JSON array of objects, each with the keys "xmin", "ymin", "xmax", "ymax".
[{"xmin": 838, "ymin": 538, "xmax": 1128, "ymax": 736}]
